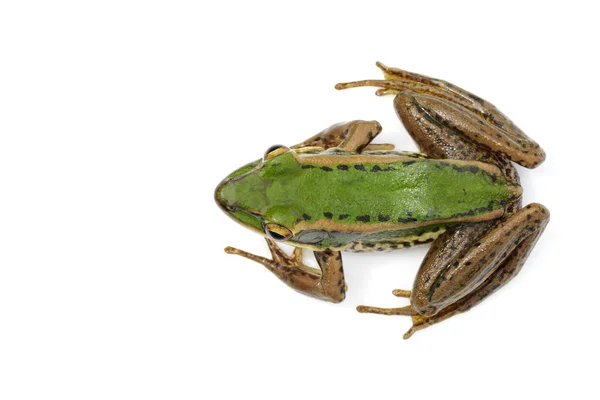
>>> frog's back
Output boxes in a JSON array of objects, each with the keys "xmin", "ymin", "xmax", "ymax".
[{"xmin": 283, "ymin": 151, "xmax": 520, "ymax": 251}]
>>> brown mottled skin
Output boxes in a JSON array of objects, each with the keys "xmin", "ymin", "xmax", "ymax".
[{"xmin": 225, "ymin": 63, "xmax": 549, "ymax": 339}]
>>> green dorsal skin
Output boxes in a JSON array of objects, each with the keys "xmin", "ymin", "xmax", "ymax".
[{"xmin": 216, "ymin": 151, "xmax": 512, "ymax": 240}]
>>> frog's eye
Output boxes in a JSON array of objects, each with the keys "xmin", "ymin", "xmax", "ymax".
[
  {"xmin": 263, "ymin": 145, "xmax": 290, "ymax": 161},
  {"xmin": 264, "ymin": 222, "xmax": 294, "ymax": 241}
]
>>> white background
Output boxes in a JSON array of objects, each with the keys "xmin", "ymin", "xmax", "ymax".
[{"xmin": 1, "ymin": 1, "xmax": 598, "ymax": 399}]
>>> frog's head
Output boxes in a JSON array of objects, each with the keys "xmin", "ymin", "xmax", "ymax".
[{"xmin": 214, "ymin": 145, "xmax": 302, "ymax": 242}]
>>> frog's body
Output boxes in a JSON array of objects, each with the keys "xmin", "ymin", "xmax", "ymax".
[
  {"xmin": 215, "ymin": 63, "xmax": 549, "ymax": 339},
  {"xmin": 217, "ymin": 150, "xmax": 521, "ymax": 252}
]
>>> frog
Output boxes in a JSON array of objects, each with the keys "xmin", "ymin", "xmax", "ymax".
[{"xmin": 214, "ymin": 62, "xmax": 549, "ymax": 339}]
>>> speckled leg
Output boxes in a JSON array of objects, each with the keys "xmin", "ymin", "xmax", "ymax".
[
  {"xmin": 403, "ymin": 203, "xmax": 550, "ymax": 338},
  {"xmin": 392, "ymin": 91, "xmax": 544, "ymax": 170},
  {"xmin": 292, "ymin": 120, "xmax": 393, "ymax": 153},
  {"xmin": 336, "ymin": 63, "xmax": 545, "ymax": 168},
  {"xmin": 225, "ymin": 239, "xmax": 346, "ymax": 303},
  {"xmin": 336, "ymin": 62, "xmax": 545, "ymax": 168},
  {"xmin": 412, "ymin": 203, "xmax": 549, "ymax": 314},
  {"xmin": 357, "ymin": 204, "xmax": 549, "ymax": 339}
]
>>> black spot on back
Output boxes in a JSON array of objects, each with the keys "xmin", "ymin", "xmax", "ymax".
[
  {"xmin": 356, "ymin": 215, "xmax": 370, "ymax": 223},
  {"xmin": 398, "ymin": 217, "xmax": 418, "ymax": 223}
]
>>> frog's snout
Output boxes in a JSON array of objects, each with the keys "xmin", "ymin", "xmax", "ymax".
[{"xmin": 214, "ymin": 179, "xmax": 234, "ymax": 213}]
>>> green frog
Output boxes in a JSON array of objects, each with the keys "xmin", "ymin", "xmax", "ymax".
[{"xmin": 214, "ymin": 62, "xmax": 549, "ymax": 339}]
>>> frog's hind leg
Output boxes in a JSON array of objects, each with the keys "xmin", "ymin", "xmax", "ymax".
[
  {"xmin": 292, "ymin": 120, "xmax": 394, "ymax": 153},
  {"xmin": 358, "ymin": 203, "xmax": 549, "ymax": 339},
  {"xmin": 393, "ymin": 91, "xmax": 545, "ymax": 169},
  {"xmin": 407, "ymin": 203, "xmax": 549, "ymax": 338},
  {"xmin": 336, "ymin": 63, "xmax": 545, "ymax": 168}
]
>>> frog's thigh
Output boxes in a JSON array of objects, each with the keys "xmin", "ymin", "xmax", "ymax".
[
  {"xmin": 411, "ymin": 203, "xmax": 550, "ymax": 316},
  {"xmin": 393, "ymin": 92, "xmax": 545, "ymax": 168},
  {"xmin": 292, "ymin": 120, "xmax": 384, "ymax": 152}
]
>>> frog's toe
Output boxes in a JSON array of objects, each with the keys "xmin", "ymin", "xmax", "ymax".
[
  {"xmin": 375, "ymin": 88, "xmax": 400, "ymax": 96},
  {"xmin": 356, "ymin": 288, "xmax": 415, "ymax": 315},
  {"xmin": 224, "ymin": 245, "xmax": 275, "ymax": 270},
  {"xmin": 356, "ymin": 288, "xmax": 436, "ymax": 339},
  {"xmin": 404, "ymin": 314, "xmax": 434, "ymax": 340},
  {"xmin": 392, "ymin": 289, "xmax": 411, "ymax": 298},
  {"xmin": 356, "ymin": 304, "xmax": 416, "ymax": 316}
]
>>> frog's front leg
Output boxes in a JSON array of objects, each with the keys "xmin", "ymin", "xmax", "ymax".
[
  {"xmin": 225, "ymin": 239, "xmax": 346, "ymax": 303},
  {"xmin": 292, "ymin": 120, "xmax": 393, "ymax": 153}
]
